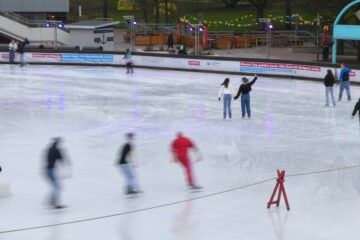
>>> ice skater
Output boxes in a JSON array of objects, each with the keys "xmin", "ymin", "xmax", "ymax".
[
  {"xmin": 117, "ymin": 133, "xmax": 141, "ymax": 195},
  {"xmin": 44, "ymin": 137, "xmax": 69, "ymax": 209},
  {"xmin": 123, "ymin": 49, "xmax": 134, "ymax": 74},
  {"xmin": 352, "ymin": 98, "xmax": 360, "ymax": 122},
  {"xmin": 324, "ymin": 69, "xmax": 336, "ymax": 107},
  {"xmin": 234, "ymin": 74, "xmax": 258, "ymax": 119},
  {"xmin": 18, "ymin": 38, "xmax": 30, "ymax": 67},
  {"xmin": 218, "ymin": 78, "xmax": 235, "ymax": 120},
  {"xmin": 338, "ymin": 64, "xmax": 352, "ymax": 101},
  {"xmin": 171, "ymin": 132, "xmax": 202, "ymax": 190}
]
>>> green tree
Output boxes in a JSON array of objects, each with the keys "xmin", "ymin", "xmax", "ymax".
[
  {"xmin": 285, "ymin": 0, "xmax": 292, "ymax": 30},
  {"xmin": 222, "ymin": 0, "xmax": 240, "ymax": 8},
  {"xmin": 248, "ymin": 0, "xmax": 273, "ymax": 20}
]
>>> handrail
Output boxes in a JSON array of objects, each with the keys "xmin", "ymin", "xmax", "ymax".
[{"xmin": 0, "ymin": 12, "xmax": 69, "ymax": 32}]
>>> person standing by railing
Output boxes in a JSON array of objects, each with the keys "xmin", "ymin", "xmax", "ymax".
[{"xmin": 8, "ymin": 40, "xmax": 17, "ymax": 64}]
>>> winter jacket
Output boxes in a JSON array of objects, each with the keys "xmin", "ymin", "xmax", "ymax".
[
  {"xmin": 352, "ymin": 101, "xmax": 360, "ymax": 118},
  {"xmin": 234, "ymin": 77, "xmax": 257, "ymax": 99},
  {"xmin": 324, "ymin": 73, "xmax": 336, "ymax": 87},
  {"xmin": 339, "ymin": 67, "xmax": 351, "ymax": 81}
]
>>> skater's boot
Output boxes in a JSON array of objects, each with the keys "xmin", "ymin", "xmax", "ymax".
[
  {"xmin": 338, "ymin": 96, "xmax": 342, "ymax": 102},
  {"xmin": 348, "ymin": 96, "xmax": 351, "ymax": 101},
  {"xmin": 189, "ymin": 184, "xmax": 202, "ymax": 190},
  {"xmin": 54, "ymin": 205, "xmax": 67, "ymax": 209}
]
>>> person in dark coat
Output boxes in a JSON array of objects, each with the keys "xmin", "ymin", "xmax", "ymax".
[
  {"xmin": 234, "ymin": 75, "xmax": 258, "ymax": 119},
  {"xmin": 18, "ymin": 38, "xmax": 30, "ymax": 67},
  {"xmin": 167, "ymin": 33, "xmax": 174, "ymax": 50},
  {"xmin": 352, "ymin": 98, "xmax": 360, "ymax": 121},
  {"xmin": 44, "ymin": 137, "xmax": 68, "ymax": 209},
  {"xmin": 324, "ymin": 69, "xmax": 336, "ymax": 107}
]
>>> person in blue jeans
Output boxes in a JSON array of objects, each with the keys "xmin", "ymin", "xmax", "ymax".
[
  {"xmin": 324, "ymin": 69, "xmax": 336, "ymax": 107},
  {"xmin": 234, "ymin": 75, "xmax": 258, "ymax": 119},
  {"xmin": 118, "ymin": 133, "xmax": 141, "ymax": 195},
  {"xmin": 218, "ymin": 78, "xmax": 235, "ymax": 119},
  {"xmin": 338, "ymin": 64, "xmax": 352, "ymax": 101}
]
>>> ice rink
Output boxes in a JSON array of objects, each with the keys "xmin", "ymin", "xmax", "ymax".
[{"xmin": 0, "ymin": 64, "xmax": 359, "ymax": 240}]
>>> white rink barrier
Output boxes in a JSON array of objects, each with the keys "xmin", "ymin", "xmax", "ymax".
[{"xmin": 0, "ymin": 51, "xmax": 359, "ymax": 83}]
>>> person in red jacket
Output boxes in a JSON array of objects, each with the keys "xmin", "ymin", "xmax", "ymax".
[{"xmin": 171, "ymin": 132, "xmax": 202, "ymax": 190}]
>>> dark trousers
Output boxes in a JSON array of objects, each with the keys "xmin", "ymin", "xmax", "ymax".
[
  {"xmin": 241, "ymin": 93, "xmax": 251, "ymax": 118},
  {"xmin": 126, "ymin": 63, "xmax": 133, "ymax": 73},
  {"xmin": 9, "ymin": 50, "xmax": 15, "ymax": 63}
]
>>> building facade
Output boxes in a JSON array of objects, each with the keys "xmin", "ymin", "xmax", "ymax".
[{"xmin": 0, "ymin": 0, "xmax": 69, "ymax": 22}]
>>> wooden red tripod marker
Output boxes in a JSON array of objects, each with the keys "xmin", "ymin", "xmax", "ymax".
[{"xmin": 267, "ymin": 170, "xmax": 290, "ymax": 210}]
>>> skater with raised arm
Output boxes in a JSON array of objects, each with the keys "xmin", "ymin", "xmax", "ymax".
[
  {"xmin": 234, "ymin": 74, "xmax": 258, "ymax": 119},
  {"xmin": 324, "ymin": 69, "xmax": 336, "ymax": 107},
  {"xmin": 123, "ymin": 49, "xmax": 134, "ymax": 74},
  {"xmin": 352, "ymin": 98, "xmax": 360, "ymax": 122},
  {"xmin": 117, "ymin": 133, "xmax": 141, "ymax": 195},
  {"xmin": 338, "ymin": 64, "xmax": 352, "ymax": 101},
  {"xmin": 44, "ymin": 137, "xmax": 70, "ymax": 209},
  {"xmin": 218, "ymin": 78, "xmax": 235, "ymax": 120},
  {"xmin": 171, "ymin": 132, "xmax": 202, "ymax": 190}
]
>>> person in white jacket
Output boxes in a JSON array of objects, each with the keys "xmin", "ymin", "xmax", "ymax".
[{"xmin": 218, "ymin": 78, "xmax": 234, "ymax": 120}]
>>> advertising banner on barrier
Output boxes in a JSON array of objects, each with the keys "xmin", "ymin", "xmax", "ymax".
[
  {"xmin": 239, "ymin": 61, "xmax": 328, "ymax": 79},
  {"xmin": 61, "ymin": 54, "xmax": 114, "ymax": 63},
  {"xmin": 0, "ymin": 52, "xmax": 359, "ymax": 83}
]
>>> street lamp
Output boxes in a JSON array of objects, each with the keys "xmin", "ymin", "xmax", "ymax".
[
  {"xmin": 45, "ymin": 20, "xmax": 64, "ymax": 49},
  {"xmin": 188, "ymin": 24, "xmax": 204, "ymax": 56},
  {"xmin": 266, "ymin": 22, "xmax": 274, "ymax": 59}
]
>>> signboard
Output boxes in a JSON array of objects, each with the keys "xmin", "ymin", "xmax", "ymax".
[{"xmin": 0, "ymin": 52, "xmax": 358, "ymax": 83}]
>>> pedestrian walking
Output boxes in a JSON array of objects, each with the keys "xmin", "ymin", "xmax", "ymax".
[{"xmin": 167, "ymin": 33, "xmax": 174, "ymax": 50}]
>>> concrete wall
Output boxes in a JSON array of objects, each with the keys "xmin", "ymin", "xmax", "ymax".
[
  {"xmin": 0, "ymin": 0, "xmax": 69, "ymax": 12},
  {"xmin": 0, "ymin": 15, "xmax": 70, "ymax": 44}
]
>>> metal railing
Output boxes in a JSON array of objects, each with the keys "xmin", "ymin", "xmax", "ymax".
[{"xmin": 0, "ymin": 12, "xmax": 69, "ymax": 32}]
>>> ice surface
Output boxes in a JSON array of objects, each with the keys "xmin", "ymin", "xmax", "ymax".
[{"xmin": 0, "ymin": 64, "xmax": 359, "ymax": 240}]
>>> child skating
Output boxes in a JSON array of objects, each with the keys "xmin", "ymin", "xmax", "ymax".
[
  {"xmin": 123, "ymin": 49, "xmax": 134, "ymax": 74},
  {"xmin": 234, "ymin": 74, "xmax": 258, "ymax": 119}
]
